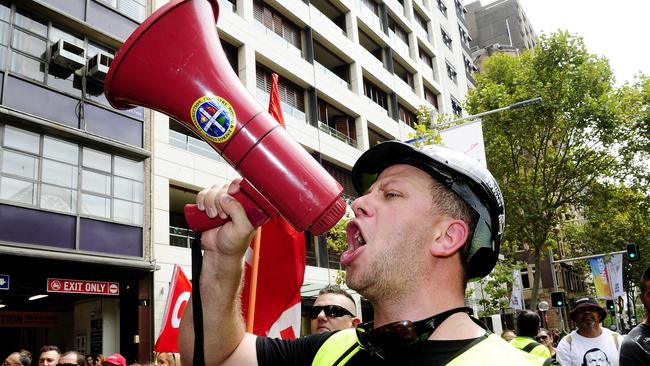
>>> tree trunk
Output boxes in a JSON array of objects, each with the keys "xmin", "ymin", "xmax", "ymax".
[{"xmin": 530, "ymin": 245, "xmax": 544, "ymax": 311}]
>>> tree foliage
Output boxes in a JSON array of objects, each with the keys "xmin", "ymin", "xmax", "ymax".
[
  {"xmin": 466, "ymin": 31, "xmax": 629, "ymax": 309},
  {"xmin": 325, "ymin": 212, "xmax": 352, "ymax": 285},
  {"xmin": 616, "ymin": 74, "xmax": 650, "ymax": 188},
  {"xmin": 475, "ymin": 258, "xmax": 522, "ymax": 318}
]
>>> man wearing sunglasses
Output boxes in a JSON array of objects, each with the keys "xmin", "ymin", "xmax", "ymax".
[
  {"xmin": 180, "ymin": 141, "xmax": 554, "ymax": 365},
  {"xmin": 310, "ymin": 285, "xmax": 361, "ymax": 334},
  {"xmin": 556, "ymin": 297, "xmax": 623, "ymax": 366}
]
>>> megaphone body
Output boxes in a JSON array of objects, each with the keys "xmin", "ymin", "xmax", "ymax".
[{"xmin": 105, "ymin": 0, "xmax": 346, "ymax": 235}]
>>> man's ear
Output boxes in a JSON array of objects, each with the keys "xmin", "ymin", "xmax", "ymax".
[
  {"xmin": 430, "ymin": 219, "xmax": 468, "ymax": 258},
  {"xmin": 351, "ymin": 317, "xmax": 361, "ymax": 327}
]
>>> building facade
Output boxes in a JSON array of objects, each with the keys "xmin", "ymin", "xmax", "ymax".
[
  {"xmin": 153, "ymin": 0, "xmax": 478, "ymax": 338},
  {"xmin": 464, "ymin": 0, "xmax": 536, "ymax": 53},
  {"xmin": 0, "ymin": 0, "xmax": 152, "ymax": 362},
  {"xmin": 0, "ymin": 0, "xmax": 479, "ymax": 359}
]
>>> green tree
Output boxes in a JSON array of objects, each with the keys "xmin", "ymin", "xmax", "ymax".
[
  {"xmin": 475, "ymin": 258, "xmax": 521, "ymax": 318},
  {"xmin": 325, "ymin": 212, "xmax": 352, "ymax": 285},
  {"xmin": 466, "ymin": 31, "xmax": 626, "ymax": 309},
  {"xmin": 562, "ymin": 182, "xmax": 650, "ymax": 293},
  {"xmin": 616, "ymin": 74, "xmax": 650, "ymax": 188}
]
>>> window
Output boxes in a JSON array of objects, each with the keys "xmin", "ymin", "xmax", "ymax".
[
  {"xmin": 2, "ymin": 6, "xmax": 118, "ymax": 104},
  {"xmin": 0, "ymin": 124, "xmax": 144, "ymax": 225},
  {"xmin": 463, "ymin": 55, "xmax": 476, "ymax": 75},
  {"xmin": 393, "ymin": 60, "xmax": 414, "ymax": 88},
  {"xmin": 437, "ymin": 0, "xmax": 447, "ymax": 17},
  {"xmin": 97, "ymin": 0, "xmax": 146, "ymax": 22},
  {"xmin": 253, "ymin": 0, "xmax": 301, "ymax": 50},
  {"xmin": 454, "ymin": 0, "xmax": 466, "ymax": 20},
  {"xmin": 520, "ymin": 265, "xmax": 534, "ymax": 289},
  {"xmin": 458, "ymin": 24, "xmax": 471, "ymax": 48},
  {"xmin": 419, "ymin": 49, "xmax": 433, "ymax": 69},
  {"xmin": 414, "ymin": 10, "xmax": 428, "ymax": 37},
  {"xmin": 424, "ymin": 88, "xmax": 439, "ymax": 110},
  {"xmin": 445, "ymin": 61, "xmax": 457, "ymax": 83},
  {"xmin": 398, "ymin": 104, "xmax": 417, "ymax": 128},
  {"xmin": 441, "ymin": 28, "xmax": 452, "ymax": 50},
  {"xmin": 363, "ymin": 78, "xmax": 388, "ymax": 111},
  {"xmin": 256, "ymin": 65, "xmax": 305, "ymax": 112},
  {"xmin": 450, "ymin": 96, "xmax": 462, "ymax": 116}
]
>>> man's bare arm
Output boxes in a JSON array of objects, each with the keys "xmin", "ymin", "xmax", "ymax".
[{"xmin": 179, "ymin": 180, "xmax": 259, "ymax": 365}]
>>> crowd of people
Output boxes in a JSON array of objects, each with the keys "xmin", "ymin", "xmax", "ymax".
[
  {"xmin": 2, "ymin": 347, "xmax": 180, "ymax": 366},
  {"xmin": 176, "ymin": 141, "xmax": 649, "ymax": 366},
  {"xmin": 496, "ymin": 266, "xmax": 650, "ymax": 365}
]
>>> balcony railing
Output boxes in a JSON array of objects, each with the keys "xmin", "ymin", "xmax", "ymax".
[
  {"xmin": 170, "ymin": 226, "xmax": 193, "ymax": 248},
  {"xmin": 419, "ymin": 59, "xmax": 436, "ymax": 82},
  {"xmin": 169, "ymin": 129, "xmax": 225, "ymax": 162},
  {"xmin": 254, "ymin": 22, "xmax": 302, "ymax": 57},
  {"xmin": 318, "ymin": 121, "xmax": 357, "ymax": 148},
  {"xmin": 385, "ymin": 0, "xmax": 406, "ymax": 18},
  {"xmin": 355, "ymin": 0, "xmax": 382, "ymax": 30},
  {"xmin": 388, "ymin": 29, "xmax": 410, "ymax": 58},
  {"xmin": 256, "ymin": 89, "xmax": 307, "ymax": 122},
  {"xmin": 314, "ymin": 61, "xmax": 349, "ymax": 89},
  {"xmin": 311, "ymin": 5, "xmax": 346, "ymax": 37}
]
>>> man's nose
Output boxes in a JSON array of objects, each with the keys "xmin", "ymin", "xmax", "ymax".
[{"xmin": 351, "ymin": 195, "xmax": 372, "ymax": 217}]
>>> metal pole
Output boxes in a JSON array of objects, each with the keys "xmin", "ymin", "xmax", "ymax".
[
  {"xmin": 549, "ymin": 248, "xmax": 566, "ymax": 332},
  {"xmin": 435, "ymin": 97, "xmax": 543, "ymax": 129},
  {"xmin": 552, "ymin": 250, "xmax": 626, "ymax": 264}
]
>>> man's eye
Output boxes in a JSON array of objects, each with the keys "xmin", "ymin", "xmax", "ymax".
[{"xmin": 385, "ymin": 192, "xmax": 400, "ymax": 199}]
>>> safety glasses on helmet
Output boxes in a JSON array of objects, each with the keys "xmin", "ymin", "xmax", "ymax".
[{"xmin": 355, "ymin": 307, "xmax": 473, "ymax": 359}]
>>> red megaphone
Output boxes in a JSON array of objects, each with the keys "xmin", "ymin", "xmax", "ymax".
[{"xmin": 104, "ymin": 0, "xmax": 346, "ymax": 235}]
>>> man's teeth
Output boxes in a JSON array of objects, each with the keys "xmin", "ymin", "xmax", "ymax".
[{"xmin": 355, "ymin": 231, "xmax": 365, "ymax": 246}]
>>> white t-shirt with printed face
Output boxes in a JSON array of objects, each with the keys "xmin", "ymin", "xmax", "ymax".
[{"xmin": 556, "ymin": 328, "xmax": 623, "ymax": 366}]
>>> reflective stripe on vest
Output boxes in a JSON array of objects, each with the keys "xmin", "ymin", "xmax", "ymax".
[{"xmin": 312, "ymin": 329, "xmax": 362, "ymax": 366}]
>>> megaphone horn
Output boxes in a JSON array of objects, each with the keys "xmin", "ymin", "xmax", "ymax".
[{"xmin": 104, "ymin": 0, "xmax": 346, "ymax": 235}]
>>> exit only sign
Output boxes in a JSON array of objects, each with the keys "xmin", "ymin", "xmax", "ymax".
[{"xmin": 47, "ymin": 278, "xmax": 119, "ymax": 296}]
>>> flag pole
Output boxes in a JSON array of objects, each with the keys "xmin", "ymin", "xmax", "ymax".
[{"xmin": 246, "ymin": 227, "xmax": 262, "ymax": 332}]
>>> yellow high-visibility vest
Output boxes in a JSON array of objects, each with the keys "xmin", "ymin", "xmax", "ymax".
[{"xmin": 312, "ymin": 329, "xmax": 553, "ymax": 366}]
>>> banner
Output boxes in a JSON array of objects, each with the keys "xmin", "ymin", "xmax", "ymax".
[
  {"xmin": 607, "ymin": 254, "xmax": 624, "ymax": 298},
  {"xmin": 154, "ymin": 265, "xmax": 191, "ymax": 352},
  {"xmin": 589, "ymin": 256, "xmax": 613, "ymax": 299},
  {"xmin": 440, "ymin": 119, "xmax": 487, "ymax": 167},
  {"xmin": 509, "ymin": 269, "xmax": 524, "ymax": 310}
]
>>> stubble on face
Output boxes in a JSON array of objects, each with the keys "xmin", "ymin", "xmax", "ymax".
[{"xmin": 345, "ymin": 165, "xmax": 438, "ymax": 303}]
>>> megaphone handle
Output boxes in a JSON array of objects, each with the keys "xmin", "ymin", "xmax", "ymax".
[{"xmin": 184, "ymin": 180, "xmax": 276, "ymax": 232}]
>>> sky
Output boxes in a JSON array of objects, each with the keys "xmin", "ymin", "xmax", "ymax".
[{"xmin": 468, "ymin": 0, "xmax": 650, "ymax": 85}]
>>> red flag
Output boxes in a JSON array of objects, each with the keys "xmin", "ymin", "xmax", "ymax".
[
  {"xmin": 239, "ymin": 73, "xmax": 306, "ymax": 338},
  {"xmin": 268, "ymin": 73, "xmax": 285, "ymax": 128},
  {"xmin": 154, "ymin": 265, "xmax": 191, "ymax": 352},
  {"xmin": 241, "ymin": 216, "xmax": 305, "ymax": 338}
]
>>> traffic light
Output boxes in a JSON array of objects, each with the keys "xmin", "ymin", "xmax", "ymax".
[
  {"xmin": 626, "ymin": 242, "xmax": 640, "ymax": 261},
  {"xmin": 551, "ymin": 291, "xmax": 566, "ymax": 307},
  {"xmin": 606, "ymin": 299, "xmax": 615, "ymax": 312}
]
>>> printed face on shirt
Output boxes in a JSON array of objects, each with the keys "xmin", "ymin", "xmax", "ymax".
[{"xmin": 583, "ymin": 349, "xmax": 609, "ymax": 366}]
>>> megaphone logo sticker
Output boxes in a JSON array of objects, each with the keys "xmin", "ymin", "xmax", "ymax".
[{"xmin": 190, "ymin": 96, "xmax": 237, "ymax": 143}]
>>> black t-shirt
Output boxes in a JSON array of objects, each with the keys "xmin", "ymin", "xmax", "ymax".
[
  {"xmin": 256, "ymin": 331, "xmax": 483, "ymax": 366},
  {"xmin": 619, "ymin": 323, "xmax": 650, "ymax": 366}
]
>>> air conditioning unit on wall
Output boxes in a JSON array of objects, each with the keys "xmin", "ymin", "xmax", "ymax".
[
  {"xmin": 86, "ymin": 52, "xmax": 114, "ymax": 81},
  {"xmin": 50, "ymin": 39, "xmax": 85, "ymax": 70}
]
